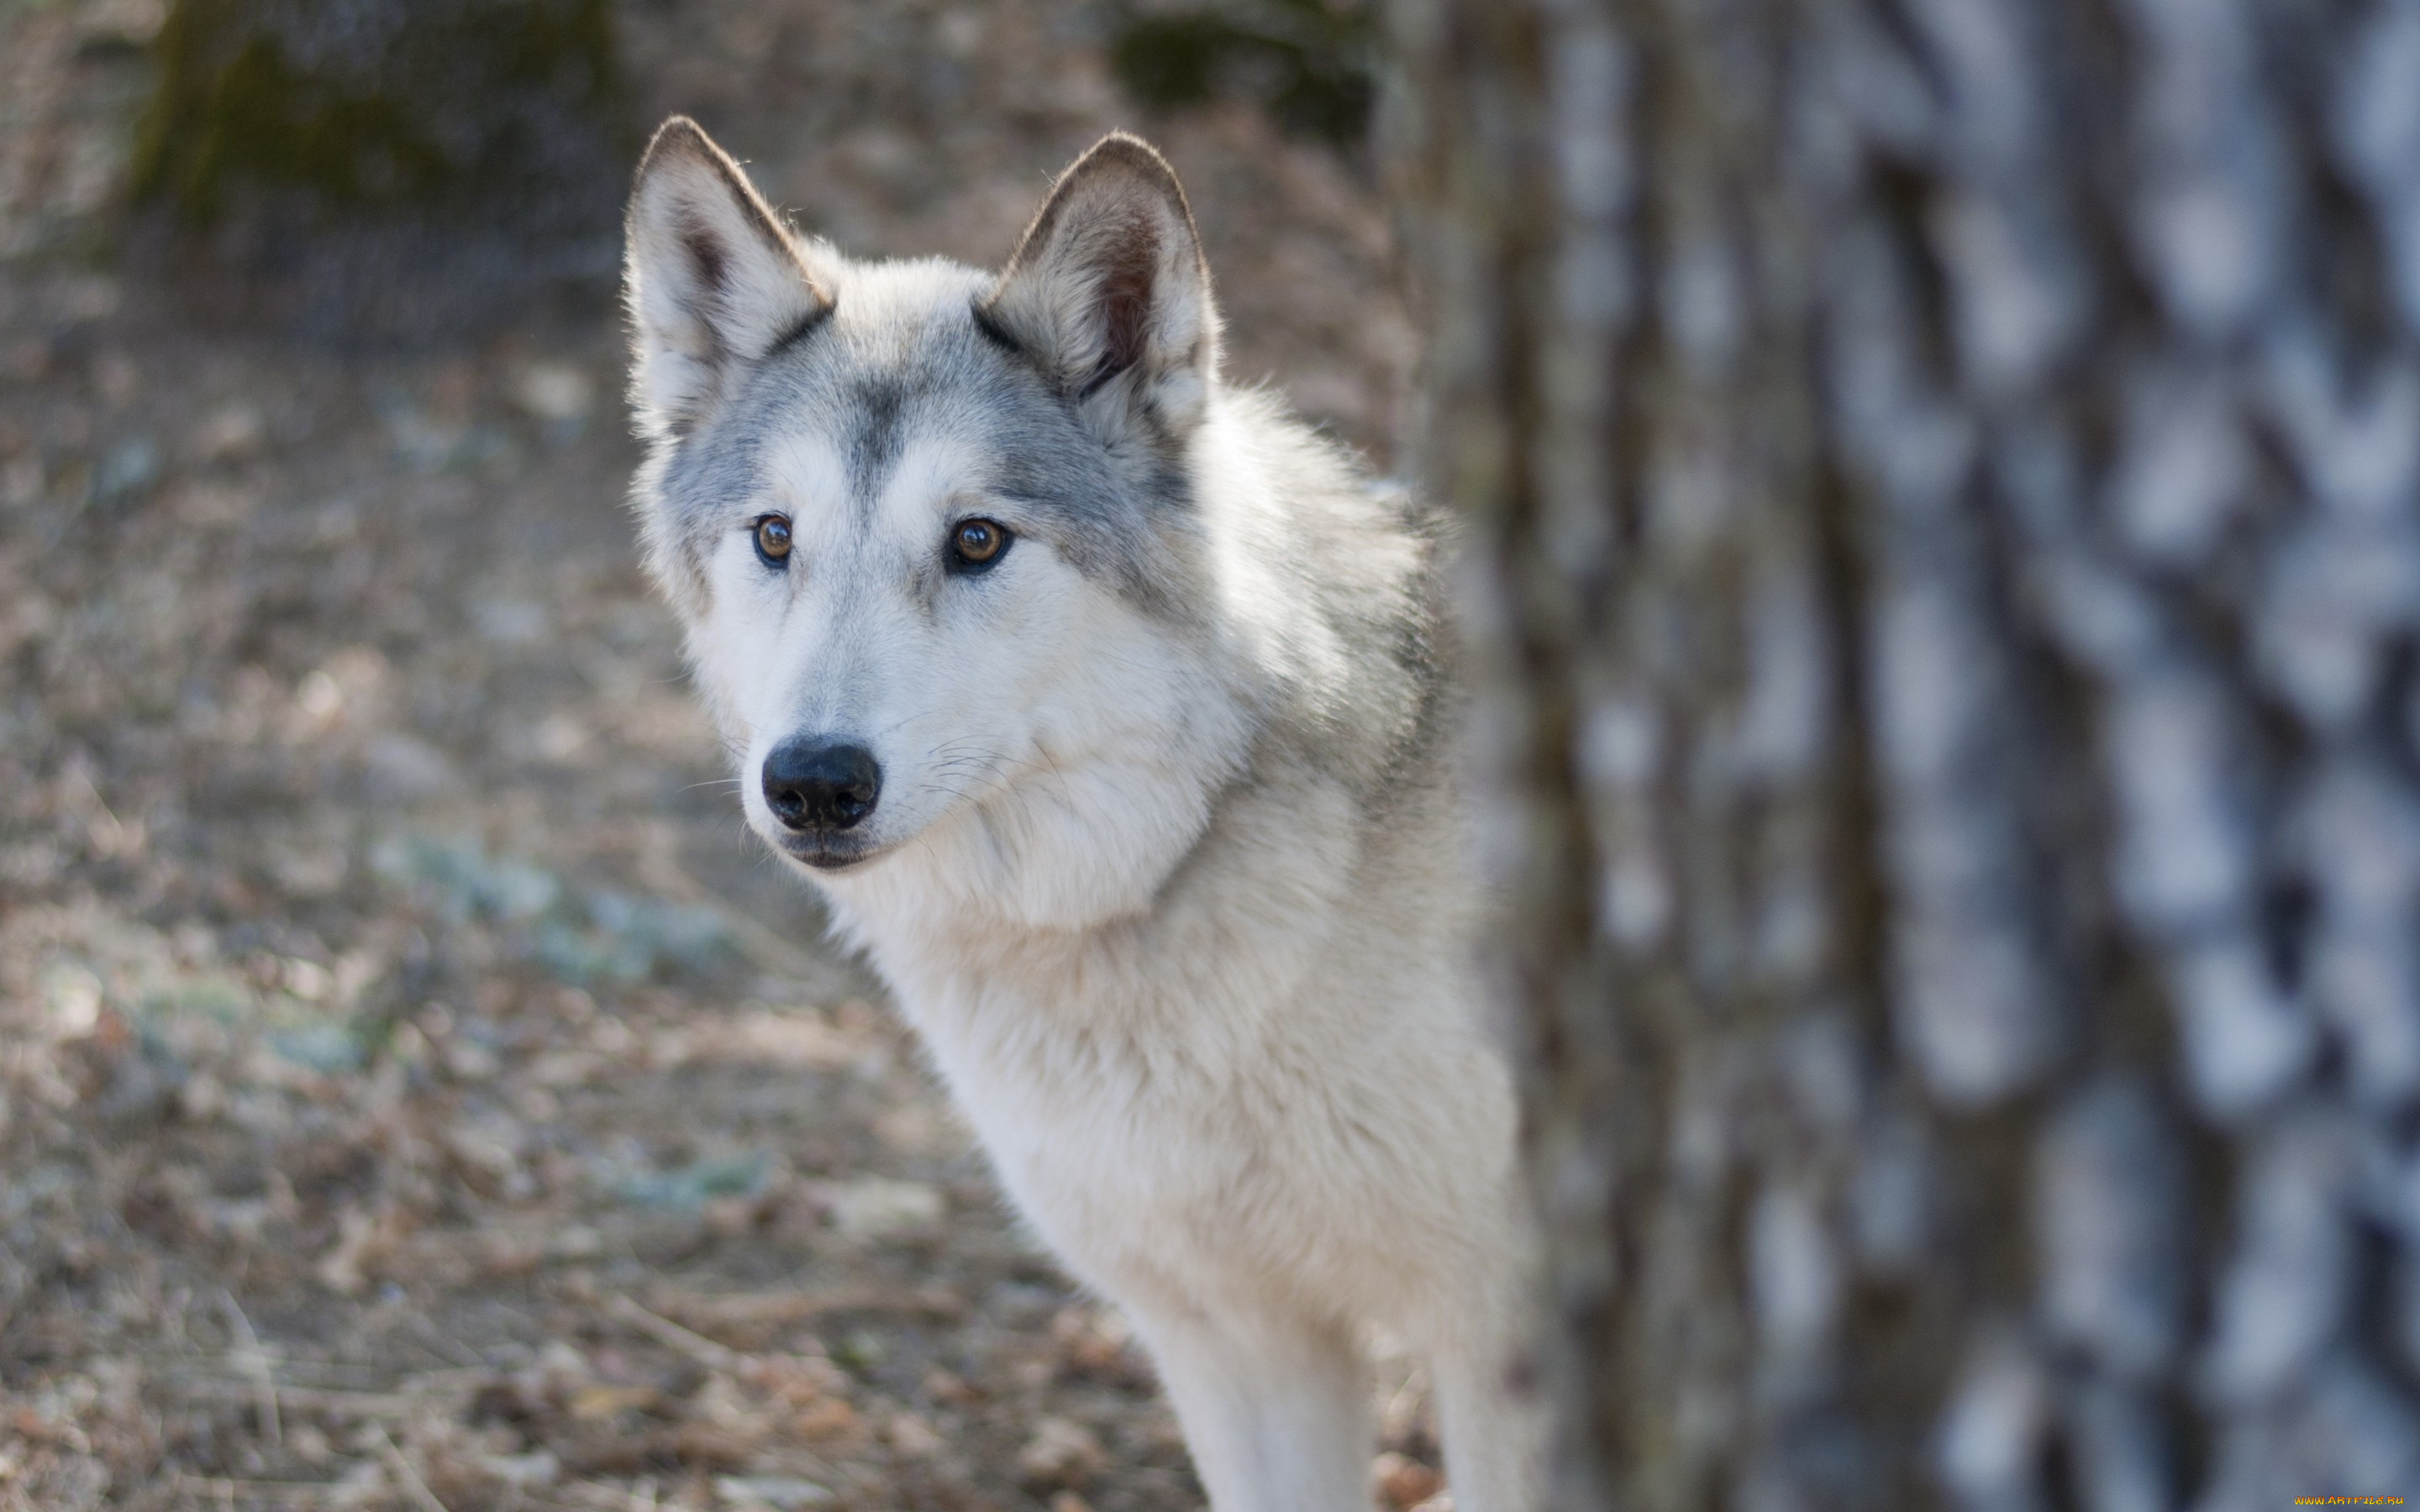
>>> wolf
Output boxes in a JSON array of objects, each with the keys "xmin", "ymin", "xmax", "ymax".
[{"xmin": 621, "ymin": 117, "xmax": 1542, "ymax": 1512}]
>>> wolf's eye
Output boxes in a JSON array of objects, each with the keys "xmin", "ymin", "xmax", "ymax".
[
  {"xmin": 754, "ymin": 515, "xmax": 793, "ymax": 565},
  {"xmin": 949, "ymin": 517, "xmax": 1011, "ymax": 570}
]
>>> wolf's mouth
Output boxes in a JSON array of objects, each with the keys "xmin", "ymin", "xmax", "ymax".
[{"xmin": 769, "ymin": 832, "xmax": 885, "ymax": 872}]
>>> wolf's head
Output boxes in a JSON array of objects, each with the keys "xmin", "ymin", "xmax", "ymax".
[{"xmin": 623, "ymin": 120, "xmax": 1263, "ymax": 931}]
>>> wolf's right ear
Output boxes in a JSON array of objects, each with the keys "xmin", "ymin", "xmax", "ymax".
[{"xmin": 624, "ymin": 118, "xmax": 832, "ymax": 439}]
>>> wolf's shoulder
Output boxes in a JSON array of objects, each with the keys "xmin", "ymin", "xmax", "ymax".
[{"xmin": 1205, "ymin": 386, "xmax": 1460, "ymax": 807}]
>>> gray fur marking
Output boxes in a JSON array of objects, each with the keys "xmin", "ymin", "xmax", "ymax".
[{"xmin": 842, "ymin": 375, "xmax": 912, "ymax": 514}]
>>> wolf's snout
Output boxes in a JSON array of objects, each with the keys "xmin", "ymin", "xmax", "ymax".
[{"xmin": 763, "ymin": 739, "xmax": 881, "ymax": 831}]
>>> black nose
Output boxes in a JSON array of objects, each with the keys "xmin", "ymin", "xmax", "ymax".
[{"xmin": 761, "ymin": 739, "xmax": 881, "ymax": 832}]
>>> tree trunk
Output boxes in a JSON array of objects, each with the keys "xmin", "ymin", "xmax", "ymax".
[
  {"xmin": 129, "ymin": 0, "xmax": 626, "ymax": 340},
  {"xmin": 1388, "ymin": 0, "xmax": 2420, "ymax": 1505}
]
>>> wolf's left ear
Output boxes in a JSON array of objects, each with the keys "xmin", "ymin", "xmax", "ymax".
[
  {"xmin": 625, "ymin": 118, "xmax": 833, "ymax": 439},
  {"xmin": 977, "ymin": 134, "xmax": 1218, "ymax": 435}
]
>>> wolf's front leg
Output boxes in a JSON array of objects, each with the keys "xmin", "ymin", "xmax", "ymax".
[
  {"xmin": 1129, "ymin": 1306, "xmax": 1373, "ymax": 1512},
  {"xmin": 1429, "ymin": 1328, "xmax": 1547, "ymax": 1512}
]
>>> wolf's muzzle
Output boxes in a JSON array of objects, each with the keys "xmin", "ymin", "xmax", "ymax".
[{"xmin": 763, "ymin": 738, "xmax": 881, "ymax": 832}]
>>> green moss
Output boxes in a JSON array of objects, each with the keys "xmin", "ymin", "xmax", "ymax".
[
  {"xmin": 1109, "ymin": 0, "xmax": 1377, "ymax": 144},
  {"xmin": 130, "ymin": 0, "xmax": 623, "ymax": 226},
  {"xmin": 134, "ymin": 28, "xmax": 442, "ymax": 218}
]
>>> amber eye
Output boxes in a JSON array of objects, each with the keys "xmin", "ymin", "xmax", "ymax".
[
  {"xmin": 950, "ymin": 517, "xmax": 1010, "ymax": 569},
  {"xmin": 754, "ymin": 515, "xmax": 793, "ymax": 564}
]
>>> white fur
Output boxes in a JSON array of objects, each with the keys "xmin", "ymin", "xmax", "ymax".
[{"xmin": 626, "ymin": 123, "xmax": 1544, "ymax": 1512}]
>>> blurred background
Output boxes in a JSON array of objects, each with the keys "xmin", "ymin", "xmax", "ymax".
[{"xmin": 0, "ymin": 3, "xmax": 1418, "ymax": 1509}]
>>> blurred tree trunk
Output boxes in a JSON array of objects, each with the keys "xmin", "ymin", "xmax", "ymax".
[
  {"xmin": 129, "ymin": 0, "xmax": 625, "ymax": 340},
  {"xmin": 1390, "ymin": 0, "xmax": 2420, "ymax": 1505}
]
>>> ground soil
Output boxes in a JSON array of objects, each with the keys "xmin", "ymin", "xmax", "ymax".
[{"xmin": 0, "ymin": 3, "xmax": 1428, "ymax": 1507}]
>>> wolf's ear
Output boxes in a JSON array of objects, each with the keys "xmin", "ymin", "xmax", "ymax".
[
  {"xmin": 977, "ymin": 134, "xmax": 1218, "ymax": 435},
  {"xmin": 624, "ymin": 118, "xmax": 832, "ymax": 439}
]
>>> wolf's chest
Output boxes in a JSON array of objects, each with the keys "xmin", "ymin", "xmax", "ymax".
[
  {"xmin": 909, "ymin": 981, "xmax": 1262, "ymax": 1187},
  {"xmin": 894, "ymin": 970, "xmax": 1327, "ymax": 1276}
]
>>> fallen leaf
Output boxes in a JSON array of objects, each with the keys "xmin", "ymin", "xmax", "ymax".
[
  {"xmin": 1017, "ymin": 1416, "xmax": 1105, "ymax": 1488},
  {"xmin": 885, "ymin": 1411, "xmax": 944, "ymax": 1457},
  {"xmin": 1375, "ymin": 1451, "xmax": 1445, "ymax": 1509},
  {"xmin": 823, "ymin": 1176, "xmax": 944, "ymax": 1240},
  {"xmin": 567, "ymin": 1383, "xmax": 660, "ymax": 1420},
  {"xmin": 793, "ymin": 1395, "xmax": 860, "ymax": 1444},
  {"xmin": 713, "ymin": 1473, "xmax": 834, "ymax": 1509}
]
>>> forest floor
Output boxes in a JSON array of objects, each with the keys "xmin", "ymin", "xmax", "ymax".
[{"xmin": 0, "ymin": 1, "xmax": 1428, "ymax": 1508}]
